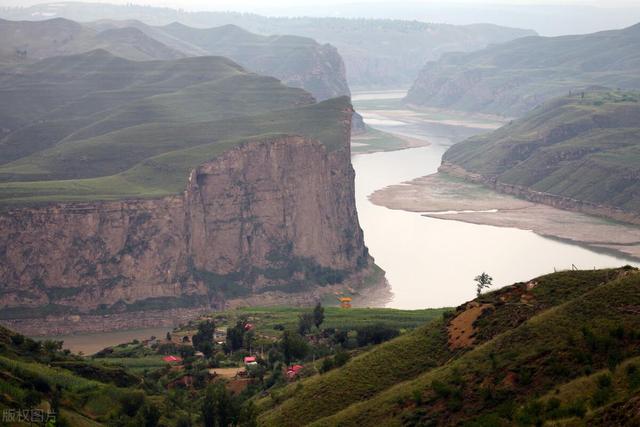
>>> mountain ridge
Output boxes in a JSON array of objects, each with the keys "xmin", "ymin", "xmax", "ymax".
[{"xmin": 405, "ymin": 23, "xmax": 640, "ymax": 116}]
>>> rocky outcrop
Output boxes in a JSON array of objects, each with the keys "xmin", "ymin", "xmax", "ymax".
[{"xmin": 0, "ymin": 133, "xmax": 384, "ymax": 334}]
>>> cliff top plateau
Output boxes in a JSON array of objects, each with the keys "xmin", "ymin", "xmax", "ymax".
[{"xmin": 0, "ymin": 49, "xmax": 352, "ymax": 206}]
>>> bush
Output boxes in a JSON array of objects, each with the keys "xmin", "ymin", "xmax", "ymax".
[
  {"xmin": 355, "ymin": 324, "xmax": 400, "ymax": 347},
  {"xmin": 320, "ymin": 358, "xmax": 334, "ymax": 373},
  {"xmin": 334, "ymin": 350, "xmax": 350, "ymax": 368},
  {"xmin": 627, "ymin": 364, "xmax": 640, "ymax": 390}
]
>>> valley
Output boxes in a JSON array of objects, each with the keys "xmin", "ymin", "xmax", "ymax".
[
  {"xmin": 0, "ymin": 3, "xmax": 639, "ymax": 426},
  {"xmin": 351, "ymin": 90, "xmax": 640, "ymax": 308}
]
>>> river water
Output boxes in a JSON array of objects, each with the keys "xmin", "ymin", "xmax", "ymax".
[{"xmin": 352, "ymin": 91, "xmax": 639, "ymax": 309}]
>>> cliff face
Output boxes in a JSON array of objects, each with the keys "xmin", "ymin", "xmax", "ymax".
[
  {"xmin": 0, "ymin": 134, "xmax": 375, "ymax": 334},
  {"xmin": 272, "ymin": 42, "xmax": 350, "ymax": 101}
]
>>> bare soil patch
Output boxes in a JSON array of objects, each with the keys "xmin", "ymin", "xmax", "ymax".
[{"xmin": 448, "ymin": 302, "xmax": 494, "ymax": 349}]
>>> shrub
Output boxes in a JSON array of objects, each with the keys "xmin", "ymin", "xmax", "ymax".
[{"xmin": 355, "ymin": 324, "xmax": 400, "ymax": 347}]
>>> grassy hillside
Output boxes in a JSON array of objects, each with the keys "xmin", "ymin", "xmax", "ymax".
[
  {"xmin": 0, "ymin": 2, "xmax": 536, "ymax": 89},
  {"xmin": 0, "ymin": 324, "xmax": 159, "ymax": 426},
  {"xmin": 0, "ymin": 50, "xmax": 354, "ymax": 206},
  {"xmin": 0, "ymin": 17, "xmax": 184, "ymax": 64},
  {"xmin": 405, "ymin": 23, "xmax": 640, "ymax": 116},
  {"xmin": 442, "ymin": 91, "xmax": 640, "ymax": 213},
  {"xmin": 256, "ymin": 267, "xmax": 640, "ymax": 426},
  {"xmin": 0, "ymin": 17, "xmax": 351, "ymax": 101}
]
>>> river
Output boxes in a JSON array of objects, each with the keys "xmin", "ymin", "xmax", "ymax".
[{"xmin": 351, "ymin": 90, "xmax": 639, "ymax": 309}]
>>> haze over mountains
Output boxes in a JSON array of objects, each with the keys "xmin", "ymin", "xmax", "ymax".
[
  {"xmin": 405, "ymin": 23, "xmax": 640, "ymax": 117},
  {"xmin": 0, "ymin": 2, "xmax": 536, "ymax": 88},
  {"xmin": 0, "ymin": 17, "xmax": 350, "ymax": 101}
]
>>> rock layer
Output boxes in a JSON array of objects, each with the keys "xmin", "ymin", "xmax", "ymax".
[{"xmin": 0, "ymin": 134, "xmax": 377, "ymax": 334}]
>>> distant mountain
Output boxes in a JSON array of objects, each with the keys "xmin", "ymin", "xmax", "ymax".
[
  {"xmin": 440, "ymin": 91, "xmax": 640, "ymax": 224},
  {"xmin": 91, "ymin": 20, "xmax": 350, "ymax": 101},
  {"xmin": 405, "ymin": 23, "xmax": 640, "ymax": 116},
  {"xmin": 0, "ymin": 17, "xmax": 350, "ymax": 101},
  {"xmin": 256, "ymin": 267, "xmax": 640, "ymax": 426},
  {"xmin": 0, "ymin": 17, "xmax": 184, "ymax": 64},
  {"xmin": 0, "ymin": 2, "xmax": 537, "ymax": 88}
]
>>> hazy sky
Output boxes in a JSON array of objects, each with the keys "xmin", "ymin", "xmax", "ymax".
[
  {"xmin": 2, "ymin": 0, "xmax": 639, "ymax": 35},
  {"xmin": 3, "ymin": 0, "xmax": 640, "ymax": 10}
]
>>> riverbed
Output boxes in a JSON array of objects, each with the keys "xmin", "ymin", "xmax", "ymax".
[{"xmin": 351, "ymin": 91, "xmax": 639, "ymax": 309}]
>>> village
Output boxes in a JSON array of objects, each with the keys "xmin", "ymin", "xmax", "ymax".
[{"xmin": 91, "ymin": 303, "xmax": 444, "ymax": 398}]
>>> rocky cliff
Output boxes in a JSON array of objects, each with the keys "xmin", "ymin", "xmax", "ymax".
[{"xmin": 0, "ymin": 134, "xmax": 384, "ymax": 335}]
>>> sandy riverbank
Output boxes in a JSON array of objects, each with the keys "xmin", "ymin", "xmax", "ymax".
[{"xmin": 371, "ymin": 172, "xmax": 640, "ymax": 261}]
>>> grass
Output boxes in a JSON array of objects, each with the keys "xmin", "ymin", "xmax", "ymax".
[
  {"xmin": 230, "ymin": 306, "xmax": 449, "ymax": 338},
  {"xmin": 0, "ymin": 356, "xmax": 102, "ymax": 393},
  {"xmin": 0, "ymin": 50, "xmax": 352, "ymax": 206},
  {"xmin": 443, "ymin": 90, "xmax": 640, "ymax": 213},
  {"xmin": 256, "ymin": 317, "xmax": 453, "ymax": 426},
  {"xmin": 256, "ymin": 267, "xmax": 640, "ymax": 426},
  {"xmin": 305, "ymin": 270, "xmax": 640, "ymax": 426},
  {"xmin": 0, "ymin": 98, "xmax": 351, "ymax": 205},
  {"xmin": 351, "ymin": 126, "xmax": 411, "ymax": 153},
  {"xmin": 98, "ymin": 355, "xmax": 167, "ymax": 373}
]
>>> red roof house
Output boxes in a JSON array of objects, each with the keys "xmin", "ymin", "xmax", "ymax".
[
  {"xmin": 163, "ymin": 355, "xmax": 183, "ymax": 363},
  {"xmin": 244, "ymin": 356, "xmax": 257, "ymax": 365},
  {"xmin": 286, "ymin": 364, "xmax": 304, "ymax": 379}
]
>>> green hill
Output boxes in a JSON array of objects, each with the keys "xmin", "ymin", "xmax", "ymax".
[
  {"xmin": 405, "ymin": 23, "xmax": 640, "ymax": 116},
  {"xmin": 0, "ymin": 17, "xmax": 184, "ymax": 64},
  {"xmin": 0, "ymin": 50, "xmax": 352, "ymax": 205},
  {"xmin": 256, "ymin": 267, "xmax": 640, "ymax": 426},
  {"xmin": 440, "ymin": 91, "xmax": 640, "ymax": 217}
]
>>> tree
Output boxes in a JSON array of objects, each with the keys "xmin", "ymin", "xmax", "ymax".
[
  {"xmin": 166, "ymin": 332, "xmax": 172, "ymax": 342},
  {"xmin": 298, "ymin": 312, "xmax": 314, "ymax": 336},
  {"xmin": 201, "ymin": 383, "xmax": 234, "ymax": 427},
  {"xmin": 313, "ymin": 302, "xmax": 325, "ymax": 330},
  {"xmin": 243, "ymin": 329, "xmax": 255, "ymax": 353},
  {"xmin": 193, "ymin": 320, "xmax": 215, "ymax": 352},
  {"xmin": 133, "ymin": 402, "xmax": 161, "ymax": 427},
  {"xmin": 281, "ymin": 331, "xmax": 309, "ymax": 365},
  {"xmin": 226, "ymin": 320, "xmax": 246, "ymax": 352},
  {"xmin": 474, "ymin": 272, "xmax": 493, "ymax": 297}
]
